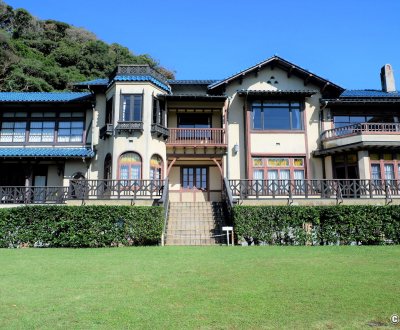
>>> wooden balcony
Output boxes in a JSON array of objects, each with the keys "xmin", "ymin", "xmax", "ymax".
[
  {"xmin": 320, "ymin": 122, "xmax": 400, "ymax": 150},
  {"xmin": 166, "ymin": 128, "xmax": 226, "ymax": 146},
  {"xmin": 322, "ymin": 122, "xmax": 400, "ymax": 141}
]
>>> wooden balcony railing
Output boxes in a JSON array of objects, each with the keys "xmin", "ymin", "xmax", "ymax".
[
  {"xmin": 321, "ymin": 122, "xmax": 400, "ymax": 141},
  {"xmin": 229, "ymin": 179, "xmax": 400, "ymax": 201},
  {"xmin": 167, "ymin": 128, "xmax": 226, "ymax": 146},
  {"xmin": 0, "ymin": 180, "xmax": 165, "ymax": 204}
]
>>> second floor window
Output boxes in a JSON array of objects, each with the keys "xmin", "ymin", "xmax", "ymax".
[
  {"xmin": 121, "ymin": 94, "xmax": 142, "ymax": 122},
  {"xmin": 0, "ymin": 111, "xmax": 84, "ymax": 144},
  {"xmin": 251, "ymin": 101, "xmax": 303, "ymax": 130}
]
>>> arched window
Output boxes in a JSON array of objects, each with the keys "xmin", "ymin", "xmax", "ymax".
[
  {"xmin": 104, "ymin": 153, "xmax": 112, "ymax": 180},
  {"xmin": 118, "ymin": 152, "xmax": 141, "ymax": 180},
  {"xmin": 150, "ymin": 154, "xmax": 163, "ymax": 180}
]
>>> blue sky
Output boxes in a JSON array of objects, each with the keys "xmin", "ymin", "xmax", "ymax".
[{"xmin": 4, "ymin": 0, "xmax": 400, "ymax": 90}]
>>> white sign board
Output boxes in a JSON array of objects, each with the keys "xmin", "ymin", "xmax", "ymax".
[{"xmin": 222, "ymin": 226, "xmax": 233, "ymax": 231}]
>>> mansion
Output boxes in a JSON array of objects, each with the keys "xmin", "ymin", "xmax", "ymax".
[{"xmin": 0, "ymin": 56, "xmax": 399, "ymax": 204}]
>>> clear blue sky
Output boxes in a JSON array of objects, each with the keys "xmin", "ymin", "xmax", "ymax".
[{"xmin": 4, "ymin": 0, "xmax": 400, "ymax": 90}]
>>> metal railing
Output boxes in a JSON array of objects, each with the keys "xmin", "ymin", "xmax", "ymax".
[
  {"xmin": 167, "ymin": 128, "xmax": 225, "ymax": 145},
  {"xmin": 222, "ymin": 177, "xmax": 234, "ymax": 222},
  {"xmin": 158, "ymin": 178, "xmax": 169, "ymax": 246},
  {"xmin": 151, "ymin": 123, "xmax": 169, "ymax": 137},
  {"xmin": 321, "ymin": 122, "xmax": 400, "ymax": 141},
  {"xmin": 228, "ymin": 179, "xmax": 400, "ymax": 201}
]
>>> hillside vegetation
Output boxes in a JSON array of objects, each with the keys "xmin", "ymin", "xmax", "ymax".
[{"xmin": 0, "ymin": 1, "xmax": 174, "ymax": 92}]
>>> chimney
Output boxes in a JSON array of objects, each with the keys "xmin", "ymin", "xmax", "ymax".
[{"xmin": 380, "ymin": 64, "xmax": 396, "ymax": 92}]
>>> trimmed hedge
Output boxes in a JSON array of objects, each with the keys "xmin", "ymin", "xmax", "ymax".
[
  {"xmin": 233, "ymin": 205, "xmax": 400, "ymax": 245},
  {"xmin": 0, "ymin": 205, "xmax": 163, "ymax": 248}
]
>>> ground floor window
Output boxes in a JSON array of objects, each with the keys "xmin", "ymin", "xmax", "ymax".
[
  {"xmin": 370, "ymin": 152, "xmax": 400, "ymax": 181},
  {"xmin": 118, "ymin": 152, "xmax": 141, "ymax": 181},
  {"xmin": 150, "ymin": 154, "xmax": 163, "ymax": 180},
  {"xmin": 181, "ymin": 167, "xmax": 207, "ymax": 190},
  {"xmin": 252, "ymin": 157, "xmax": 305, "ymax": 181}
]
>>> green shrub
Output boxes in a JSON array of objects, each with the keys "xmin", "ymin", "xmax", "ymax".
[
  {"xmin": 0, "ymin": 205, "xmax": 163, "ymax": 248},
  {"xmin": 233, "ymin": 205, "xmax": 400, "ymax": 245}
]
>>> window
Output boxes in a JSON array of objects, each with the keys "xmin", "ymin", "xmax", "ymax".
[
  {"xmin": 178, "ymin": 114, "xmax": 211, "ymax": 128},
  {"xmin": 152, "ymin": 98, "xmax": 165, "ymax": 126},
  {"xmin": 0, "ymin": 122, "xmax": 26, "ymax": 142},
  {"xmin": 104, "ymin": 154, "xmax": 112, "ymax": 180},
  {"xmin": 333, "ymin": 115, "xmax": 397, "ymax": 128},
  {"xmin": 150, "ymin": 154, "xmax": 163, "ymax": 180},
  {"xmin": 182, "ymin": 167, "xmax": 207, "ymax": 190},
  {"xmin": 29, "ymin": 122, "xmax": 55, "ymax": 142},
  {"xmin": 105, "ymin": 97, "xmax": 113, "ymax": 125},
  {"xmin": 252, "ymin": 157, "xmax": 305, "ymax": 181},
  {"xmin": 370, "ymin": 152, "xmax": 400, "ymax": 181},
  {"xmin": 118, "ymin": 152, "xmax": 141, "ymax": 181},
  {"xmin": 251, "ymin": 101, "xmax": 302, "ymax": 130},
  {"xmin": 57, "ymin": 121, "xmax": 84, "ymax": 143},
  {"xmin": 0, "ymin": 111, "xmax": 84, "ymax": 144},
  {"xmin": 121, "ymin": 94, "xmax": 142, "ymax": 122}
]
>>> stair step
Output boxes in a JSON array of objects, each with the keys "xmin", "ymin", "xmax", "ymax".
[{"xmin": 165, "ymin": 201, "xmax": 227, "ymax": 246}]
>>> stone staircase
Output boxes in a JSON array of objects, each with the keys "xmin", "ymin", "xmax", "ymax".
[{"xmin": 165, "ymin": 202, "xmax": 226, "ymax": 246}]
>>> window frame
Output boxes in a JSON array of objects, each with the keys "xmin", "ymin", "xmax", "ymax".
[
  {"xmin": 0, "ymin": 111, "xmax": 85, "ymax": 145},
  {"xmin": 251, "ymin": 156, "xmax": 306, "ymax": 181},
  {"xmin": 120, "ymin": 94, "xmax": 143, "ymax": 122},
  {"xmin": 369, "ymin": 152, "xmax": 400, "ymax": 181},
  {"xmin": 251, "ymin": 100, "xmax": 304, "ymax": 131},
  {"xmin": 117, "ymin": 152, "xmax": 142, "ymax": 182}
]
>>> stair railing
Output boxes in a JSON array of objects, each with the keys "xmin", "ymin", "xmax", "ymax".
[
  {"xmin": 222, "ymin": 177, "xmax": 234, "ymax": 224},
  {"xmin": 159, "ymin": 178, "xmax": 169, "ymax": 246}
]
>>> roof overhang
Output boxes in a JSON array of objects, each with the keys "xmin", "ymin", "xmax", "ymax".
[
  {"xmin": 237, "ymin": 89, "xmax": 317, "ymax": 97},
  {"xmin": 314, "ymin": 142, "xmax": 400, "ymax": 156},
  {"xmin": 158, "ymin": 94, "xmax": 226, "ymax": 101},
  {"xmin": 0, "ymin": 147, "xmax": 95, "ymax": 159},
  {"xmin": 321, "ymin": 98, "xmax": 400, "ymax": 106}
]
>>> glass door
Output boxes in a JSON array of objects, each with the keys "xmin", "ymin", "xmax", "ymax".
[{"xmin": 182, "ymin": 167, "xmax": 207, "ymax": 190}]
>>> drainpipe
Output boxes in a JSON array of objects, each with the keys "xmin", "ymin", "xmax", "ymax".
[
  {"xmin": 320, "ymin": 100, "xmax": 328, "ymax": 179},
  {"xmin": 225, "ymin": 96, "xmax": 231, "ymax": 179}
]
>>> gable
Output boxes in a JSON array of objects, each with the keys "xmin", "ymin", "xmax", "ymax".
[{"xmin": 208, "ymin": 56, "xmax": 344, "ymax": 98}]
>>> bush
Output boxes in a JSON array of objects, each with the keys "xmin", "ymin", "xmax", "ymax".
[
  {"xmin": 0, "ymin": 205, "xmax": 163, "ymax": 248},
  {"xmin": 233, "ymin": 205, "xmax": 400, "ymax": 245}
]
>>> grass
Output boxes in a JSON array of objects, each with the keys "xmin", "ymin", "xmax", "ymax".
[{"xmin": 0, "ymin": 247, "xmax": 399, "ymax": 329}]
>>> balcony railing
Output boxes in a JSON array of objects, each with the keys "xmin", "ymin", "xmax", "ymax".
[
  {"xmin": 115, "ymin": 121, "xmax": 143, "ymax": 133},
  {"xmin": 229, "ymin": 179, "xmax": 400, "ymax": 200},
  {"xmin": 321, "ymin": 122, "xmax": 400, "ymax": 141},
  {"xmin": 0, "ymin": 180, "xmax": 165, "ymax": 204},
  {"xmin": 167, "ymin": 128, "xmax": 226, "ymax": 146},
  {"xmin": 151, "ymin": 123, "xmax": 169, "ymax": 138},
  {"xmin": 99, "ymin": 124, "xmax": 113, "ymax": 139}
]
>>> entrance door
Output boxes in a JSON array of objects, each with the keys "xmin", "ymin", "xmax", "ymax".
[
  {"xmin": 33, "ymin": 175, "xmax": 46, "ymax": 202},
  {"xmin": 181, "ymin": 167, "xmax": 208, "ymax": 201}
]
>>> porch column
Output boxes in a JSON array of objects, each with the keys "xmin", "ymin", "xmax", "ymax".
[
  {"xmin": 357, "ymin": 150, "xmax": 370, "ymax": 179},
  {"xmin": 324, "ymin": 156, "xmax": 333, "ymax": 179}
]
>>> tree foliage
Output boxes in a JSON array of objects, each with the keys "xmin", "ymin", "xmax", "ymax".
[{"xmin": 0, "ymin": 1, "xmax": 174, "ymax": 91}]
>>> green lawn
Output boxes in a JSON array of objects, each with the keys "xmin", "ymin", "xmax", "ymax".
[{"xmin": 0, "ymin": 247, "xmax": 399, "ymax": 329}]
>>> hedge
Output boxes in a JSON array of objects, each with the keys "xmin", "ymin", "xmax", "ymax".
[
  {"xmin": 233, "ymin": 205, "xmax": 400, "ymax": 245},
  {"xmin": 0, "ymin": 205, "xmax": 164, "ymax": 248}
]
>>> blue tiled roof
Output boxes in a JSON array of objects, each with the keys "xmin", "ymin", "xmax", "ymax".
[
  {"xmin": 0, "ymin": 147, "xmax": 95, "ymax": 158},
  {"xmin": 74, "ymin": 78, "xmax": 109, "ymax": 86},
  {"xmin": 0, "ymin": 92, "xmax": 92, "ymax": 102},
  {"xmin": 113, "ymin": 75, "xmax": 170, "ymax": 91},
  {"xmin": 168, "ymin": 80, "xmax": 218, "ymax": 85},
  {"xmin": 341, "ymin": 90, "xmax": 400, "ymax": 98}
]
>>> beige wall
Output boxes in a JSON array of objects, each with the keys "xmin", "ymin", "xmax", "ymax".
[
  {"xmin": 90, "ymin": 82, "xmax": 168, "ymax": 181},
  {"xmin": 224, "ymin": 66, "xmax": 324, "ymax": 180}
]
